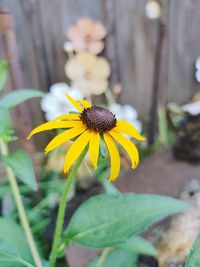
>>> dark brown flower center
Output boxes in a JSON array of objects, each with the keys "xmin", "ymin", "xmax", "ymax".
[{"xmin": 80, "ymin": 106, "xmax": 117, "ymax": 133}]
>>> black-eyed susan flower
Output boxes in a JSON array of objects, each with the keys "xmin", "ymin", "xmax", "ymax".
[{"xmin": 27, "ymin": 95, "xmax": 145, "ymax": 181}]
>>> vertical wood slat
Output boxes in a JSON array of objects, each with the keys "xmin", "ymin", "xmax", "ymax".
[
  {"xmin": 0, "ymin": 11, "xmax": 37, "ymax": 155},
  {"xmin": 114, "ymin": 0, "xmax": 158, "ymax": 117},
  {"xmin": 168, "ymin": 0, "xmax": 200, "ymax": 103},
  {"xmin": 0, "ymin": 0, "xmax": 46, "ymax": 135},
  {"xmin": 148, "ymin": 21, "xmax": 166, "ymax": 145},
  {"xmin": 102, "ymin": 0, "xmax": 120, "ymax": 86},
  {"xmin": 0, "ymin": 0, "xmax": 200, "ymax": 123},
  {"xmin": 147, "ymin": 0, "xmax": 170, "ymax": 144}
]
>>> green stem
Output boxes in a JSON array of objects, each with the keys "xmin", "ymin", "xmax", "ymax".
[
  {"xmin": 96, "ymin": 248, "xmax": 112, "ymax": 267},
  {"xmin": 49, "ymin": 148, "xmax": 87, "ymax": 267},
  {"xmin": 0, "ymin": 140, "xmax": 43, "ymax": 267}
]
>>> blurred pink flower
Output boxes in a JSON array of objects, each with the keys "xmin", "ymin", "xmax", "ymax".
[{"xmin": 67, "ymin": 17, "xmax": 107, "ymax": 55}]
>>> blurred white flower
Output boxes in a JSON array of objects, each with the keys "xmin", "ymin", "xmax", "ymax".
[
  {"xmin": 109, "ymin": 103, "xmax": 142, "ymax": 134},
  {"xmin": 195, "ymin": 57, "xmax": 200, "ymax": 83},
  {"xmin": 195, "ymin": 70, "xmax": 200, "ymax": 83},
  {"xmin": 41, "ymin": 83, "xmax": 83, "ymax": 121},
  {"xmin": 145, "ymin": 0, "xmax": 161, "ymax": 20},
  {"xmin": 182, "ymin": 101, "xmax": 200, "ymax": 116},
  {"xmin": 195, "ymin": 57, "xmax": 200, "ymax": 70}
]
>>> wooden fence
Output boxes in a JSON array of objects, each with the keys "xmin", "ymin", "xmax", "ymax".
[{"xmin": 0, "ymin": 0, "xmax": 200, "ymax": 121}]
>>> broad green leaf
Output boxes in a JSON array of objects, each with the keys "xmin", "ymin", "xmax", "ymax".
[
  {"xmin": 3, "ymin": 150, "xmax": 37, "ymax": 190},
  {"xmin": 185, "ymin": 234, "xmax": 200, "ymax": 267},
  {"xmin": 0, "ymin": 217, "xmax": 33, "ymax": 266},
  {"xmin": 87, "ymin": 249, "xmax": 137, "ymax": 267},
  {"xmin": 64, "ymin": 193, "xmax": 189, "ymax": 248},
  {"xmin": 117, "ymin": 235, "xmax": 157, "ymax": 256},
  {"xmin": 0, "ymin": 251, "xmax": 34, "ymax": 267},
  {"xmin": 0, "ymin": 60, "xmax": 8, "ymax": 91},
  {"xmin": 0, "ymin": 89, "xmax": 44, "ymax": 109},
  {"xmin": 0, "ymin": 106, "xmax": 13, "ymax": 140}
]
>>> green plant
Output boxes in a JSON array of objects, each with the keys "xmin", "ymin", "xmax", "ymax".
[
  {"xmin": 0, "ymin": 59, "xmax": 191, "ymax": 267},
  {"xmin": 0, "ymin": 60, "xmax": 44, "ymax": 267},
  {"xmin": 185, "ymin": 234, "xmax": 200, "ymax": 267}
]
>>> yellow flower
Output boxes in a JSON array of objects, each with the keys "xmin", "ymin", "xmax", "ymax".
[{"xmin": 27, "ymin": 95, "xmax": 145, "ymax": 181}]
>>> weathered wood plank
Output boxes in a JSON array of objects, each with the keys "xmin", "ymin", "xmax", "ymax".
[
  {"xmin": 168, "ymin": 0, "xmax": 200, "ymax": 103},
  {"xmin": 1, "ymin": 0, "xmax": 200, "ymax": 122},
  {"xmin": 0, "ymin": 0, "xmax": 45, "ymax": 129}
]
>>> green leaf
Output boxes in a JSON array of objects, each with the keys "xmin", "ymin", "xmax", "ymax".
[
  {"xmin": 0, "ymin": 217, "xmax": 33, "ymax": 267},
  {"xmin": 0, "ymin": 60, "xmax": 8, "ymax": 91},
  {"xmin": 0, "ymin": 89, "xmax": 44, "ymax": 109},
  {"xmin": 64, "ymin": 193, "xmax": 189, "ymax": 248},
  {"xmin": 3, "ymin": 150, "xmax": 37, "ymax": 190},
  {"xmin": 185, "ymin": 233, "xmax": 200, "ymax": 267},
  {"xmin": 0, "ymin": 106, "xmax": 13, "ymax": 141},
  {"xmin": 0, "ymin": 251, "xmax": 34, "ymax": 267},
  {"xmin": 117, "ymin": 235, "xmax": 157, "ymax": 256},
  {"xmin": 87, "ymin": 249, "xmax": 138, "ymax": 267}
]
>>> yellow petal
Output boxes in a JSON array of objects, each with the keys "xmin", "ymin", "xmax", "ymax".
[
  {"xmin": 115, "ymin": 120, "xmax": 145, "ymax": 141},
  {"xmin": 27, "ymin": 121, "xmax": 82, "ymax": 140},
  {"xmin": 53, "ymin": 113, "xmax": 81, "ymax": 121},
  {"xmin": 64, "ymin": 130, "xmax": 92, "ymax": 173},
  {"xmin": 103, "ymin": 133, "xmax": 120, "ymax": 181},
  {"xmin": 109, "ymin": 130, "xmax": 139, "ymax": 169},
  {"xmin": 77, "ymin": 99, "xmax": 92, "ymax": 109},
  {"xmin": 89, "ymin": 132, "xmax": 100, "ymax": 169},
  {"xmin": 45, "ymin": 125, "xmax": 86, "ymax": 154},
  {"xmin": 65, "ymin": 94, "xmax": 83, "ymax": 112}
]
